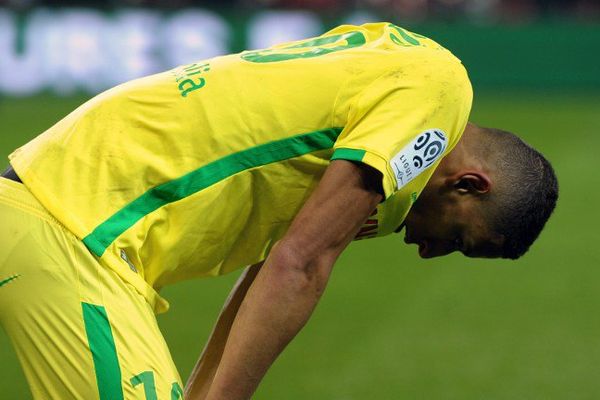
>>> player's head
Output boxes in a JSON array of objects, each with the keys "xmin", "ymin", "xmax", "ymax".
[{"xmin": 402, "ymin": 123, "xmax": 558, "ymax": 259}]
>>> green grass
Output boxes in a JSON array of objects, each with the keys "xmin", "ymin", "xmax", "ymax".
[{"xmin": 1, "ymin": 91, "xmax": 599, "ymax": 399}]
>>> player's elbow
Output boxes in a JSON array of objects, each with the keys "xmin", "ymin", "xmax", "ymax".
[{"xmin": 267, "ymin": 241, "xmax": 334, "ymax": 296}]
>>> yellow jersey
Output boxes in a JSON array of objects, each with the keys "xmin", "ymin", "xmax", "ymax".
[{"xmin": 9, "ymin": 22, "xmax": 472, "ymax": 313}]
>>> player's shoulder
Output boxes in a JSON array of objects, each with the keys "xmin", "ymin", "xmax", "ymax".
[
  {"xmin": 366, "ymin": 49, "xmax": 471, "ymax": 97},
  {"xmin": 330, "ymin": 22, "xmax": 469, "ymax": 82}
]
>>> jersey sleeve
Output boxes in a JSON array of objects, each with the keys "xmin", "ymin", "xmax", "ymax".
[{"xmin": 332, "ymin": 55, "xmax": 473, "ymax": 199}]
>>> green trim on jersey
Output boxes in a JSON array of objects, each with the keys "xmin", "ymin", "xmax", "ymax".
[
  {"xmin": 0, "ymin": 274, "xmax": 20, "ymax": 288},
  {"xmin": 82, "ymin": 303, "xmax": 124, "ymax": 400},
  {"xmin": 83, "ymin": 127, "xmax": 343, "ymax": 257},
  {"xmin": 331, "ymin": 148, "xmax": 366, "ymax": 162}
]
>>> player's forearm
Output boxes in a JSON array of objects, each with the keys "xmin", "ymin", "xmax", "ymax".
[
  {"xmin": 185, "ymin": 264, "xmax": 263, "ymax": 400},
  {"xmin": 205, "ymin": 243, "xmax": 335, "ymax": 400}
]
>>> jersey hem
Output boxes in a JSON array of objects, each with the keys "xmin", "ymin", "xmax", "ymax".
[{"xmin": 6, "ymin": 156, "xmax": 170, "ymax": 314}]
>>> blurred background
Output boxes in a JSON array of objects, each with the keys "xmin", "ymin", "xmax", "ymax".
[{"xmin": 1, "ymin": 1, "xmax": 599, "ymax": 399}]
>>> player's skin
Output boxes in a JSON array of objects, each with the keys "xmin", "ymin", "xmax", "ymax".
[
  {"xmin": 402, "ymin": 122, "xmax": 505, "ymax": 259},
  {"xmin": 184, "ymin": 123, "xmax": 505, "ymax": 400}
]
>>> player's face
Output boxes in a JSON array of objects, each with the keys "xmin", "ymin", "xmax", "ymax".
[{"xmin": 400, "ymin": 190, "xmax": 505, "ymax": 259}]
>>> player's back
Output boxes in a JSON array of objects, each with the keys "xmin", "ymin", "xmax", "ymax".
[{"xmin": 9, "ymin": 23, "xmax": 472, "ymax": 311}]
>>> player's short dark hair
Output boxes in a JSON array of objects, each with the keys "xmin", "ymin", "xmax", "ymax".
[{"xmin": 480, "ymin": 127, "xmax": 559, "ymax": 260}]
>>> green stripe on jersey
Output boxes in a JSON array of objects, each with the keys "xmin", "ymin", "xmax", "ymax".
[
  {"xmin": 82, "ymin": 303, "xmax": 124, "ymax": 400},
  {"xmin": 83, "ymin": 127, "xmax": 343, "ymax": 256},
  {"xmin": 331, "ymin": 148, "xmax": 366, "ymax": 162}
]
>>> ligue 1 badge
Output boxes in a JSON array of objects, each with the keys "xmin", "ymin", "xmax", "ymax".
[{"xmin": 390, "ymin": 129, "xmax": 447, "ymax": 190}]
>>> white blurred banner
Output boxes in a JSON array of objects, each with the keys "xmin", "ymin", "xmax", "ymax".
[{"xmin": 0, "ymin": 8, "xmax": 373, "ymax": 95}]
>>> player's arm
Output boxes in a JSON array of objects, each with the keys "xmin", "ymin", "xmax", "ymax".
[
  {"xmin": 202, "ymin": 159, "xmax": 383, "ymax": 400},
  {"xmin": 185, "ymin": 262, "xmax": 263, "ymax": 399}
]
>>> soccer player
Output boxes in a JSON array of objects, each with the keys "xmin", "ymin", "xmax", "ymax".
[{"xmin": 0, "ymin": 22, "xmax": 557, "ymax": 399}]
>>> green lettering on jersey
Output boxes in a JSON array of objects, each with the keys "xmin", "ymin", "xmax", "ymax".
[
  {"xmin": 388, "ymin": 24, "xmax": 421, "ymax": 47},
  {"xmin": 171, "ymin": 62, "xmax": 211, "ymax": 97},
  {"xmin": 241, "ymin": 31, "xmax": 366, "ymax": 63}
]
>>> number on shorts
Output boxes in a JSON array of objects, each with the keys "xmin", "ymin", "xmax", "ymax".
[
  {"xmin": 171, "ymin": 382, "xmax": 184, "ymax": 399},
  {"xmin": 130, "ymin": 371, "xmax": 158, "ymax": 400},
  {"xmin": 130, "ymin": 371, "xmax": 184, "ymax": 400}
]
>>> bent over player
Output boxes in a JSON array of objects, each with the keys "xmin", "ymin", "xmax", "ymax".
[{"xmin": 0, "ymin": 23, "xmax": 558, "ymax": 399}]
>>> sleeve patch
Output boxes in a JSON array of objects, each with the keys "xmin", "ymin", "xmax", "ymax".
[{"xmin": 390, "ymin": 129, "xmax": 447, "ymax": 190}]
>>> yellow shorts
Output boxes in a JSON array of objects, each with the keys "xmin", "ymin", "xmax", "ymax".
[{"xmin": 0, "ymin": 178, "xmax": 183, "ymax": 399}]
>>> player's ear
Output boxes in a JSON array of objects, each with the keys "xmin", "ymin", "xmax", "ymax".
[{"xmin": 453, "ymin": 172, "xmax": 491, "ymax": 195}]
